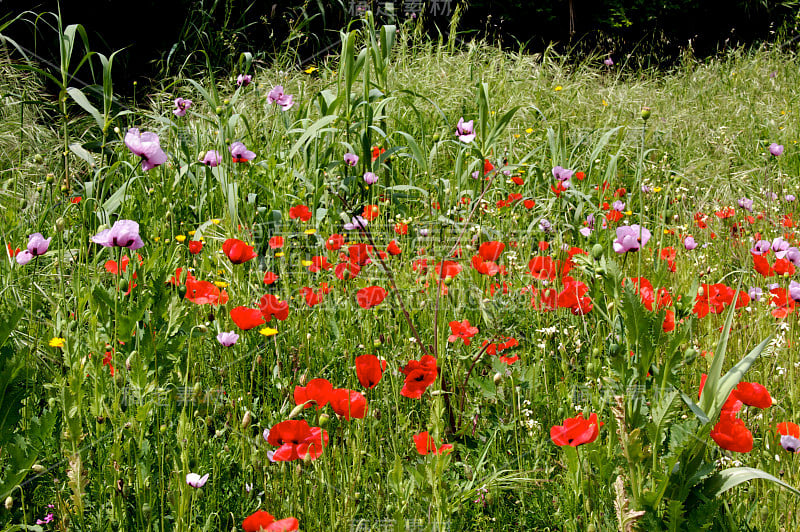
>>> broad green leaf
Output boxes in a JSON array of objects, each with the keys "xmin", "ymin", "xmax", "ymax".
[
  {"xmin": 66, "ymin": 87, "xmax": 104, "ymax": 130},
  {"xmin": 702, "ymin": 467, "xmax": 800, "ymax": 498}
]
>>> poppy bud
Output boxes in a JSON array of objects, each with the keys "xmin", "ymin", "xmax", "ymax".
[
  {"xmin": 591, "ymin": 244, "xmax": 603, "ymax": 260},
  {"xmin": 60, "ymin": 184, "xmax": 69, "ymax": 193},
  {"xmin": 46, "ymin": 173, "xmax": 55, "ymax": 184},
  {"xmin": 641, "ymin": 106, "xmax": 652, "ymax": 120},
  {"xmin": 142, "ymin": 503, "xmax": 151, "ymax": 518},
  {"xmin": 32, "ymin": 464, "xmax": 45, "ymax": 473},
  {"xmin": 33, "ymin": 154, "xmax": 44, "ymax": 164},
  {"xmin": 373, "ymin": 338, "xmax": 382, "ymax": 347},
  {"xmin": 4, "ymin": 496, "xmax": 12, "ymax": 510},
  {"xmin": 432, "ymin": 133, "xmax": 440, "ymax": 142},
  {"xmin": 319, "ymin": 413, "xmax": 330, "ymax": 427},
  {"xmin": 55, "ymin": 217, "xmax": 66, "ymax": 232},
  {"xmin": 493, "ymin": 372, "xmax": 502, "ymax": 385},
  {"xmin": 177, "ymin": 286, "xmax": 187, "ymax": 299},
  {"xmin": 242, "ymin": 411, "xmax": 252, "ymax": 430}
]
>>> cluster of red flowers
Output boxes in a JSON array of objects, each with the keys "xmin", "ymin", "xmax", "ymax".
[
  {"xmin": 692, "ymin": 283, "xmax": 749, "ymax": 319},
  {"xmin": 700, "ymin": 374, "xmax": 773, "ymax": 453}
]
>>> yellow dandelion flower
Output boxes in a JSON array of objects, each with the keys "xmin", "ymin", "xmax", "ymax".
[
  {"xmin": 214, "ymin": 281, "xmax": 228, "ymax": 288},
  {"xmin": 304, "ymin": 229, "xmax": 317, "ymax": 235},
  {"xmin": 625, "ymin": 210, "xmax": 633, "ymax": 216},
  {"xmin": 653, "ymin": 187, "xmax": 662, "ymax": 193},
  {"xmin": 211, "ymin": 219, "xmax": 221, "ymax": 225},
  {"xmin": 275, "ymin": 252, "xmax": 285, "ymax": 258},
  {"xmin": 554, "ymin": 86, "xmax": 563, "ymax": 91},
  {"xmin": 259, "ymin": 327, "xmax": 278, "ymax": 337},
  {"xmin": 602, "ymin": 99, "xmax": 608, "ymax": 106},
  {"xmin": 513, "ymin": 134, "xmax": 520, "ymax": 138},
  {"xmin": 188, "ymin": 230, "xmax": 196, "ymax": 236},
  {"xmin": 304, "ymin": 66, "xmax": 318, "ymax": 74},
  {"xmin": 664, "ymin": 229, "xmax": 670, "ymax": 234},
  {"xmin": 175, "ymin": 235, "xmax": 186, "ymax": 242},
  {"xmin": 217, "ymin": 269, "xmax": 224, "ymax": 275},
  {"xmin": 301, "ymin": 260, "xmax": 313, "ymax": 267},
  {"xmin": 154, "ymin": 236, "xmax": 161, "ymax": 242},
  {"xmin": 49, "ymin": 337, "xmax": 65, "ymax": 348},
  {"xmin": 781, "ymin": 110, "xmax": 786, "ymax": 115},
  {"xmin": 525, "ymin": 128, "xmax": 533, "ymax": 134}
]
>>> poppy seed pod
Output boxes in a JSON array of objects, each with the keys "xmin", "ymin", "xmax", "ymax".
[
  {"xmin": 641, "ymin": 106, "xmax": 652, "ymax": 120},
  {"xmin": 591, "ymin": 244, "xmax": 603, "ymax": 260}
]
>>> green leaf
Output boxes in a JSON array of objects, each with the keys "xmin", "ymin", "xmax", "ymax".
[
  {"xmin": 702, "ymin": 467, "xmax": 800, "ymax": 498},
  {"xmin": 66, "ymin": 87, "xmax": 104, "ymax": 130},
  {"xmin": 698, "ymin": 287, "xmax": 738, "ymax": 415},
  {"xmin": 69, "ymin": 142, "xmax": 96, "ymax": 168}
]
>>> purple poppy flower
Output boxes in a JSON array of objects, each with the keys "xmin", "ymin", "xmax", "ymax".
[
  {"xmin": 173, "ymin": 98, "xmax": 192, "ymax": 117},
  {"xmin": 539, "ymin": 218, "xmax": 552, "ymax": 233},
  {"xmin": 552, "ymin": 166, "xmax": 574, "ymax": 182},
  {"xmin": 579, "ymin": 227, "xmax": 592, "ymax": 237},
  {"xmin": 773, "ymin": 237, "xmax": 790, "ymax": 258},
  {"xmin": 201, "ymin": 150, "xmax": 222, "ymax": 167},
  {"xmin": 186, "ymin": 472, "xmax": 209, "ymax": 488},
  {"xmin": 781, "ymin": 435, "xmax": 800, "ymax": 453},
  {"xmin": 343, "ymin": 216, "xmax": 368, "ymax": 231},
  {"xmin": 748, "ymin": 287, "xmax": 763, "ymax": 302},
  {"xmin": 789, "ymin": 280, "xmax": 800, "ymax": 302},
  {"xmin": 751, "ymin": 239, "xmax": 771, "ymax": 255},
  {"xmin": 237, "ymin": 74, "xmax": 252, "ymax": 87},
  {"xmin": 684, "ymin": 236, "xmax": 697, "ymax": 250},
  {"xmin": 36, "ymin": 514, "xmax": 54, "ymax": 525},
  {"xmin": 419, "ymin": 228, "xmax": 430, "ymax": 237},
  {"xmin": 613, "ymin": 224, "xmax": 651, "ymax": 253},
  {"xmin": 768, "ymin": 282, "xmax": 781, "ymax": 291},
  {"xmin": 267, "ymin": 85, "xmax": 294, "ymax": 111},
  {"xmin": 786, "ymin": 247, "xmax": 800, "ymax": 266},
  {"xmin": 604, "ymin": 57, "xmax": 614, "ymax": 66},
  {"xmin": 456, "ymin": 117, "xmax": 476, "ymax": 143},
  {"xmin": 27, "ymin": 233, "xmax": 51, "ymax": 256},
  {"xmin": 217, "ymin": 331, "xmax": 239, "ymax": 346},
  {"xmin": 15, "ymin": 250, "xmax": 33, "ymax": 265},
  {"xmin": 91, "ymin": 220, "xmax": 144, "ymax": 250},
  {"xmin": 612, "ymin": 200, "xmax": 625, "ymax": 212},
  {"xmin": 786, "ymin": 194, "xmax": 796, "ymax": 202},
  {"xmin": 737, "ymin": 197, "xmax": 753, "ymax": 212},
  {"xmin": 769, "ymin": 143, "xmax": 784, "ymax": 157},
  {"xmin": 641, "ymin": 185, "xmax": 652, "ymax": 193},
  {"xmin": 344, "ymin": 152, "xmax": 359, "ymax": 166},
  {"xmin": 125, "ymin": 128, "xmax": 167, "ymax": 172},
  {"xmin": 363, "ymin": 172, "xmax": 378, "ymax": 185},
  {"xmin": 229, "ymin": 142, "xmax": 256, "ymax": 163}
]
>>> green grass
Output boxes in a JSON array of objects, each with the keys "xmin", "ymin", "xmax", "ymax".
[{"xmin": 2, "ymin": 15, "xmax": 800, "ymax": 531}]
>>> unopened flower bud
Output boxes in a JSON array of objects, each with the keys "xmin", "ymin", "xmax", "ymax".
[
  {"xmin": 319, "ymin": 413, "xmax": 330, "ymax": 427},
  {"xmin": 493, "ymin": 372, "xmax": 502, "ymax": 385},
  {"xmin": 55, "ymin": 217, "xmax": 66, "ymax": 232},
  {"xmin": 591, "ymin": 244, "xmax": 604, "ymax": 260},
  {"xmin": 641, "ymin": 106, "xmax": 652, "ymax": 120},
  {"xmin": 32, "ymin": 464, "xmax": 45, "ymax": 473},
  {"xmin": 241, "ymin": 411, "xmax": 252, "ymax": 430},
  {"xmin": 4, "ymin": 496, "xmax": 12, "ymax": 510}
]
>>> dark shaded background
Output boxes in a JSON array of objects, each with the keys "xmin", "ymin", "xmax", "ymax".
[{"xmin": 0, "ymin": 1, "xmax": 797, "ymax": 96}]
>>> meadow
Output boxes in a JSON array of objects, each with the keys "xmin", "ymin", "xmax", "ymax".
[{"xmin": 3, "ymin": 11, "xmax": 800, "ymax": 531}]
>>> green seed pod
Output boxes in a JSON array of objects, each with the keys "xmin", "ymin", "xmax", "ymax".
[
  {"xmin": 641, "ymin": 106, "xmax": 652, "ymax": 120},
  {"xmin": 591, "ymin": 244, "xmax": 604, "ymax": 260},
  {"xmin": 142, "ymin": 503, "xmax": 152, "ymax": 519},
  {"xmin": 55, "ymin": 217, "xmax": 66, "ymax": 232},
  {"xmin": 60, "ymin": 184, "xmax": 69, "ymax": 193},
  {"xmin": 45, "ymin": 173, "xmax": 55, "ymax": 184},
  {"xmin": 319, "ymin": 413, "xmax": 330, "ymax": 427}
]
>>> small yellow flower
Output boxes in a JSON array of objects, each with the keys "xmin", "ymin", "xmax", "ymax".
[
  {"xmin": 301, "ymin": 260, "xmax": 313, "ymax": 267},
  {"xmin": 513, "ymin": 134, "xmax": 520, "ymax": 138},
  {"xmin": 214, "ymin": 281, "xmax": 228, "ymax": 288},
  {"xmin": 664, "ymin": 229, "xmax": 670, "ymax": 234},
  {"xmin": 304, "ymin": 229, "xmax": 317, "ymax": 235},
  {"xmin": 525, "ymin": 128, "xmax": 533, "ymax": 134},
  {"xmin": 554, "ymin": 86, "xmax": 563, "ymax": 91},
  {"xmin": 175, "ymin": 235, "xmax": 186, "ymax": 242},
  {"xmin": 217, "ymin": 269, "xmax": 224, "ymax": 275},
  {"xmin": 304, "ymin": 66, "xmax": 317, "ymax": 74},
  {"xmin": 275, "ymin": 252, "xmax": 285, "ymax": 258},
  {"xmin": 211, "ymin": 219, "xmax": 221, "ymax": 225},
  {"xmin": 625, "ymin": 210, "xmax": 633, "ymax": 216},
  {"xmin": 154, "ymin": 236, "xmax": 161, "ymax": 242},
  {"xmin": 259, "ymin": 327, "xmax": 278, "ymax": 337},
  {"xmin": 49, "ymin": 337, "xmax": 65, "ymax": 348},
  {"xmin": 602, "ymin": 99, "xmax": 608, "ymax": 106},
  {"xmin": 653, "ymin": 187, "xmax": 662, "ymax": 193},
  {"xmin": 781, "ymin": 110, "xmax": 786, "ymax": 115},
  {"xmin": 188, "ymin": 230, "xmax": 196, "ymax": 236}
]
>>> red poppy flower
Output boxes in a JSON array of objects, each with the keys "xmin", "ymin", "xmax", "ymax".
[
  {"xmin": 243, "ymin": 510, "xmax": 299, "ymax": 532},
  {"xmin": 387, "ymin": 240, "xmax": 402, "ymax": 256},
  {"xmin": 433, "ymin": 260, "xmax": 462, "ymax": 279},
  {"xmin": 394, "ymin": 222, "xmax": 408, "ymax": 235},
  {"xmin": 335, "ymin": 261, "xmax": 361, "ymax": 280},
  {"xmin": 188, "ymin": 240, "xmax": 203, "ymax": 254},
  {"xmin": 325, "ymin": 234, "xmax": 344, "ymax": 250},
  {"xmin": 185, "ymin": 274, "xmax": 229, "ymax": 305},
  {"xmin": 371, "ymin": 146, "xmax": 385, "ymax": 162},
  {"xmin": 483, "ymin": 159, "xmax": 494, "ymax": 176},
  {"xmin": 362, "ymin": 204, "xmax": 380, "ymax": 221},
  {"xmin": 103, "ymin": 349, "xmax": 115, "ymax": 375},
  {"xmin": 478, "ymin": 241, "xmax": 505, "ymax": 262},
  {"xmin": 105, "ymin": 255, "xmax": 131, "ymax": 274},
  {"xmin": 557, "ymin": 279, "xmax": 592, "ymax": 315},
  {"xmin": 269, "ymin": 236, "xmax": 285, "ymax": 249},
  {"xmin": 330, "ymin": 388, "xmax": 368, "ymax": 420},
  {"xmin": 223, "ymin": 238, "xmax": 256, "ymax": 264},
  {"xmin": 662, "ymin": 309, "xmax": 676, "ymax": 332},
  {"xmin": 482, "ymin": 336, "xmax": 520, "ymax": 364},
  {"xmin": 774, "ymin": 258, "xmax": 796, "ymax": 276},
  {"xmin": 356, "ymin": 286, "xmax": 387, "ymax": 309},
  {"xmin": 347, "ymin": 244, "xmax": 373, "ymax": 265},
  {"xmin": 550, "ymin": 413, "xmax": 603, "ymax": 446},
  {"xmin": 710, "ymin": 416, "xmax": 753, "ymax": 453},
  {"xmin": 265, "ymin": 420, "xmax": 329, "ymax": 461},
  {"xmin": 6, "ymin": 244, "xmax": 21, "ymax": 259},
  {"xmin": 448, "ymin": 319, "xmax": 478, "ymax": 345},
  {"xmin": 71, "ymin": 196, "xmax": 82, "ymax": 204},
  {"xmin": 734, "ymin": 381, "xmax": 772, "ymax": 409},
  {"xmin": 355, "ymin": 354, "xmax": 386, "ymax": 389},
  {"xmin": 660, "ymin": 247, "xmax": 676, "ymax": 272},
  {"xmin": 231, "ymin": 306, "xmax": 265, "ymax": 330},
  {"xmin": 299, "ymin": 286, "xmax": 324, "ymax": 307},
  {"xmin": 308, "ymin": 255, "xmax": 332, "ymax": 272},
  {"xmin": 471, "ymin": 255, "xmax": 499, "ymax": 276},
  {"xmin": 413, "ymin": 431, "xmax": 453, "ymax": 456},
  {"xmin": 777, "ymin": 422, "xmax": 800, "ymax": 438},
  {"xmin": 511, "ymin": 176, "xmax": 524, "ymax": 185},
  {"xmin": 294, "ymin": 378, "xmax": 334, "ymax": 410},
  {"xmin": 259, "ymin": 294, "xmax": 289, "ymax": 322},
  {"xmin": 400, "ymin": 355, "xmax": 438, "ymax": 399},
  {"xmin": 263, "ymin": 271, "xmax": 279, "ymax": 285},
  {"xmin": 289, "ymin": 205, "xmax": 312, "ymax": 221}
]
